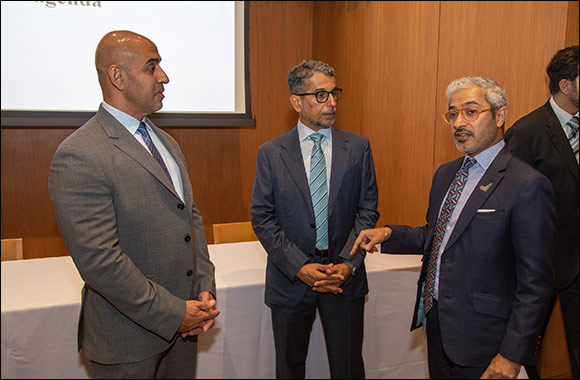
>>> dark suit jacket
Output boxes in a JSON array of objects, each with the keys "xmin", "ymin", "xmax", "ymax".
[
  {"xmin": 384, "ymin": 146, "xmax": 556, "ymax": 367},
  {"xmin": 250, "ymin": 126, "xmax": 379, "ymax": 306},
  {"xmin": 48, "ymin": 106, "xmax": 216, "ymax": 364},
  {"xmin": 505, "ymin": 100, "xmax": 579, "ymax": 289}
]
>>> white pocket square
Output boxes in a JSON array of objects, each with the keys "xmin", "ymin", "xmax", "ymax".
[{"xmin": 477, "ymin": 209, "xmax": 496, "ymax": 213}]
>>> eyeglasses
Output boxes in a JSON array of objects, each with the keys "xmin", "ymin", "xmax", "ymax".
[
  {"xmin": 295, "ymin": 88, "xmax": 342, "ymax": 103},
  {"xmin": 443, "ymin": 107, "xmax": 497, "ymax": 124}
]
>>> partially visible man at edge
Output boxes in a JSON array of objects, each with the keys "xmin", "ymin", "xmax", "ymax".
[{"xmin": 505, "ymin": 45, "xmax": 579, "ymax": 379}]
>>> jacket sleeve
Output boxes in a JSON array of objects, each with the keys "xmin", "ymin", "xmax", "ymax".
[
  {"xmin": 338, "ymin": 139, "xmax": 380, "ymax": 267},
  {"xmin": 250, "ymin": 145, "xmax": 311, "ymax": 281},
  {"xmin": 499, "ymin": 174, "xmax": 556, "ymax": 364}
]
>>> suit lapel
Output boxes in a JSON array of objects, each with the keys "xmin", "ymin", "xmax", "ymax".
[
  {"xmin": 279, "ymin": 127, "xmax": 314, "ymax": 218},
  {"xmin": 328, "ymin": 127, "xmax": 349, "ymax": 216},
  {"xmin": 425, "ymin": 158, "xmax": 463, "ymax": 251},
  {"xmin": 542, "ymin": 103, "xmax": 579, "ymax": 181},
  {"xmin": 96, "ymin": 108, "xmax": 181, "ymax": 200},
  {"xmin": 444, "ymin": 147, "xmax": 510, "ymax": 251}
]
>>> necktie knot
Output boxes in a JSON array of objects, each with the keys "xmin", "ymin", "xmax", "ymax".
[
  {"xmin": 310, "ymin": 133, "xmax": 323, "ymax": 146},
  {"xmin": 464, "ymin": 157, "xmax": 476, "ymax": 170}
]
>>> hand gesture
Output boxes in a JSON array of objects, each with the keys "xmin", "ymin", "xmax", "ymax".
[
  {"xmin": 178, "ymin": 291, "xmax": 220, "ymax": 337},
  {"xmin": 350, "ymin": 227, "xmax": 391, "ymax": 256}
]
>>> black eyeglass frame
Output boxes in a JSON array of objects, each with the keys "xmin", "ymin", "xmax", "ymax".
[{"xmin": 295, "ymin": 88, "xmax": 343, "ymax": 103}]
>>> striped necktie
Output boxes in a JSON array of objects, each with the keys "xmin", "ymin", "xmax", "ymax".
[
  {"xmin": 566, "ymin": 116, "xmax": 579, "ymax": 164},
  {"xmin": 309, "ymin": 133, "xmax": 329, "ymax": 250},
  {"xmin": 423, "ymin": 157, "xmax": 475, "ymax": 314},
  {"xmin": 136, "ymin": 122, "xmax": 172, "ymax": 181}
]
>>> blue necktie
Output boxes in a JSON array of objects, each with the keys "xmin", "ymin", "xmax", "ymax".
[
  {"xmin": 136, "ymin": 122, "xmax": 172, "ymax": 181},
  {"xmin": 309, "ymin": 133, "xmax": 329, "ymax": 250},
  {"xmin": 423, "ymin": 157, "xmax": 475, "ymax": 314}
]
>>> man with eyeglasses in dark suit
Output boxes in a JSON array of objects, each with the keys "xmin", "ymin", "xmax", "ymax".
[{"xmin": 251, "ymin": 60, "xmax": 379, "ymax": 379}]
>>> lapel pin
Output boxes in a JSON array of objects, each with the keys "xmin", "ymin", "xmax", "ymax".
[{"xmin": 479, "ymin": 183, "xmax": 492, "ymax": 192}]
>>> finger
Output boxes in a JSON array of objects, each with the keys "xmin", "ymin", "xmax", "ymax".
[
  {"xmin": 350, "ymin": 236, "xmax": 366, "ymax": 256},
  {"xmin": 198, "ymin": 299, "xmax": 217, "ymax": 310},
  {"xmin": 202, "ymin": 319, "xmax": 215, "ymax": 332},
  {"xmin": 314, "ymin": 285, "xmax": 343, "ymax": 294}
]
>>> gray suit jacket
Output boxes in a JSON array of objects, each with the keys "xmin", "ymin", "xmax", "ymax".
[
  {"xmin": 48, "ymin": 106, "xmax": 216, "ymax": 364},
  {"xmin": 251, "ymin": 126, "xmax": 379, "ymax": 306}
]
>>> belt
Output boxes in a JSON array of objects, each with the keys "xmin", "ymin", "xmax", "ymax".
[{"xmin": 314, "ymin": 249, "xmax": 328, "ymax": 258}]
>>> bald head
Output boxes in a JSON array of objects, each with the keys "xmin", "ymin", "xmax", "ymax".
[
  {"xmin": 94, "ymin": 30, "xmax": 169, "ymax": 120},
  {"xmin": 95, "ymin": 30, "xmax": 153, "ymax": 88}
]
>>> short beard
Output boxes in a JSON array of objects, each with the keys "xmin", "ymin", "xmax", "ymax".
[{"xmin": 305, "ymin": 114, "xmax": 334, "ymax": 129}]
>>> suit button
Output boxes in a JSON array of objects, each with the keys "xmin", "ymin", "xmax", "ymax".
[
  {"xmin": 184, "ymin": 235, "xmax": 191, "ymax": 242},
  {"xmin": 444, "ymin": 258, "xmax": 454, "ymax": 263},
  {"xmin": 187, "ymin": 270, "xmax": 193, "ymax": 276},
  {"xmin": 310, "ymin": 224, "xmax": 315, "ymax": 228},
  {"xmin": 177, "ymin": 203, "xmax": 185, "ymax": 210}
]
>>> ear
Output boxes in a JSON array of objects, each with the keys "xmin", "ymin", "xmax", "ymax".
[
  {"xmin": 108, "ymin": 64, "xmax": 125, "ymax": 91},
  {"xmin": 558, "ymin": 78, "xmax": 572, "ymax": 96},
  {"xmin": 495, "ymin": 107, "xmax": 508, "ymax": 128},
  {"xmin": 290, "ymin": 95, "xmax": 302, "ymax": 113}
]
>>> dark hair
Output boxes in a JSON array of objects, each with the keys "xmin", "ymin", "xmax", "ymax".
[
  {"xmin": 546, "ymin": 46, "xmax": 579, "ymax": 95},
  {"xmin": 287, "ymin": 60, "xmax": 335, "ymax": 95}
]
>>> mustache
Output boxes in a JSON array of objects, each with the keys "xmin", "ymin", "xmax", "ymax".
[{"xmin": 454, "ymin": 127, "xmax": 472, "ymax": 136}]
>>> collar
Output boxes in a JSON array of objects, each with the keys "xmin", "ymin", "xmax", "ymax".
[
  {"xmin": 297, "ymin": 120, "xmax": 332, "ymax": 143},
  {"xmin": 467, "ymin": 140, "xmax": 505, "ymax": 171},
  {"xmin": 101, "ymin": 102, "xmax": 144, "ymax": 134},
  {"xmin": 550, "ymin": 96, "xmax": 579, "ymax": 127}
]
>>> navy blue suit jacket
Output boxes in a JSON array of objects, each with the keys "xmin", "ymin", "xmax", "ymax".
[
  {"xmin": 384, "ymin": 146, "xmax": 556, "ymax": 367},
  {"xmin": 251, "ymin": 126, "xmax": 379, "ymax": 306}
]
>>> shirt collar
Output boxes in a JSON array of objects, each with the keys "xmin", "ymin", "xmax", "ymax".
[
  {"xmin": 297, "ymin": 120, "xmax": 332, "ymax": 142},
  {"xmin": 101, "ymin": 102, "xmax": 145, "ymax": 134},
  {"xmin": 550, "ymin": 96, "xmax": 579, "ymax": 127},
  {"xmin": 468, "ymin": 140, "xmax": 505, "ymax": 171}
]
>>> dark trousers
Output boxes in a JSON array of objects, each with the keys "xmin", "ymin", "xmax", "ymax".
[
  {"xmin": 426, "ymin": 300, "xmax": 487, "ymax": 379},
  {"xmin": 90, "ymin": 336, "xmax": 198, "ymax": 379},
  {"xmin": 270, "ymin": 289, "xmax": 365, "ymax": 379}
]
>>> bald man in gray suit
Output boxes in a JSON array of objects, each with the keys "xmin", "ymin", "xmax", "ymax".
[{"xmin": 49, "ymin": 30, "xmax": 218, "ymax": 379}]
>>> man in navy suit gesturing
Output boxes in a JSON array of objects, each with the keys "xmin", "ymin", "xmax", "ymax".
[{"xmin": 351, "ymin": 76, "xmax": 557, "ymax": 379}]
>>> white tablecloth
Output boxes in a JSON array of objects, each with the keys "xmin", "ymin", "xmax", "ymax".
[{"xmin": 1, "ymin": 241, "xmax": 428, "ymax": 379}]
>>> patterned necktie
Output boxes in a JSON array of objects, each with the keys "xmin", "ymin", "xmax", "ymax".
[
  {"xmin": 423, "ymin": 157, "xmax": 475, "ymax": 314},
  {"xmin": 566, "ymin": 116, "xmax": 579, "ymax": 164},
  {"xmin": 309, "ymin": 133, "xmax": 329, "ymax": 250},
  {"xmin": 136, "ymin": 122, "xmax": 172, "ymax": 181}
]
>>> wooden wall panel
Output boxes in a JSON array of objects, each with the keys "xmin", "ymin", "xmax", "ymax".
[
  {"xmin": 1, "ymin": 129, "xmax": 73, "ymax": 258},
  {"xmin": 566, "ymin": 1, "xmax": 579, "ymax": 46},
  {"xmin": 1, "ymin": 1, "xmax": 577, "ymax": 258},
  {"xmin": 434, "ymin": 1, "xmax": 570, "ymax": 168},
  {"xmin": 313, "ymin": 1, "xmax": 440, "ymax": 227}
]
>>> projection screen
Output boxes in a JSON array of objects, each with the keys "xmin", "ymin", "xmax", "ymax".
[{"xmin": 0, "ymin": 1, "xmax": 253, "ymax": 127}]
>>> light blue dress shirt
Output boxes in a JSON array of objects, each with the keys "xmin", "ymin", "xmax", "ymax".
[
  {"xmin": 101, "ymin": 102, "xmax": 184, "ymax": 201},
  {"xmin": 434, "ymin": 140, "xmax": 505, "ymax": 299},
  {"xmin": 550, "ymin": 96, "xmax": 579, "ymax": 131},
  {"xmin": 297, "ymin": 120, "xmax": 332, "ymax": 186}
]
